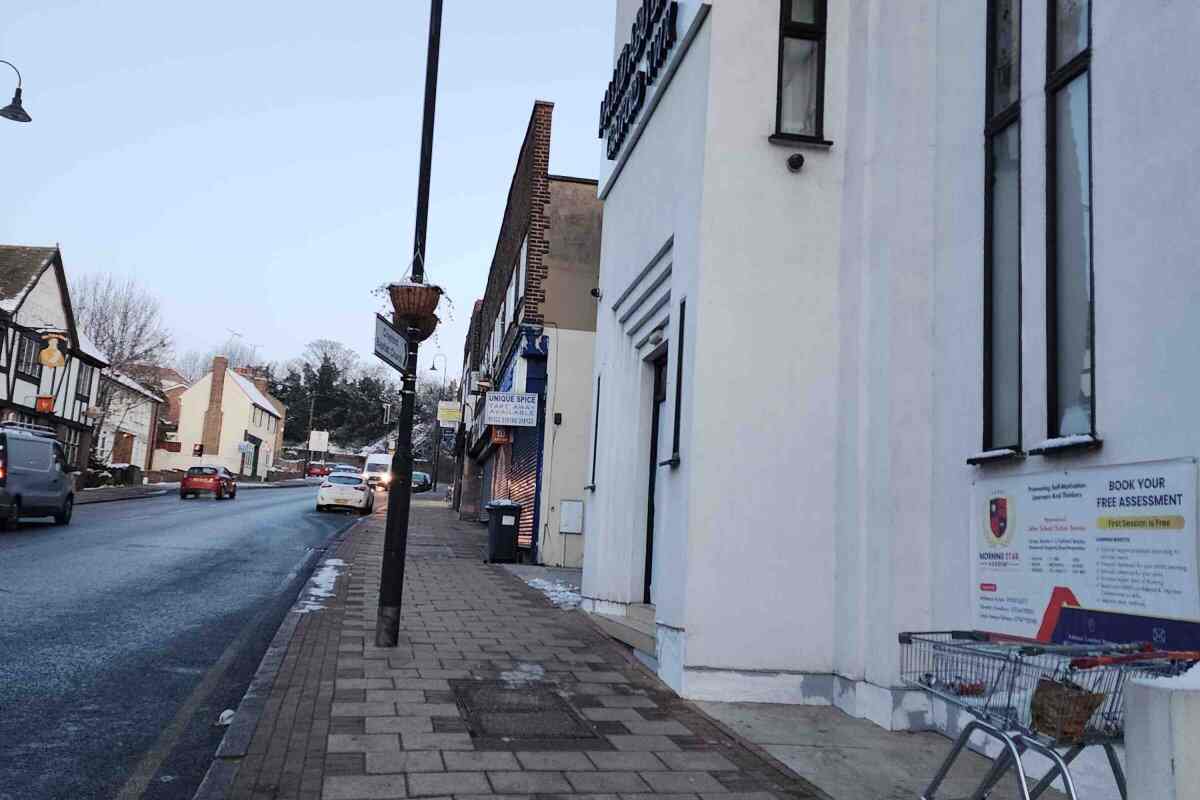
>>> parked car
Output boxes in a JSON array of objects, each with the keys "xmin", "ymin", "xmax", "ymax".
[
  {"xmin": 363, "ymin": 453, "xmax": 391, "ymax": 490},
  {"xmin": 180, "ymin": 465, "xmax": 238, "ymax": 500},
  {"xmin": 306, "ymin": 463, "xmax": 331, "ymax": 478},
  {"xmin": 0, "ymin": 422, "xmax": 76, "ymax": 529},
  {"xmin": 316, "ymin": 474, "xmax": 375, "ymax": 515},
  {"xmin": 412, "ymin": 471, "xmax": 432, "ymax": 493}
]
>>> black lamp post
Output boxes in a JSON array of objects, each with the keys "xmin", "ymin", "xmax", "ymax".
[{"xmin": 0, "ymin": 61, "xmax": 31, "ymax": 123}]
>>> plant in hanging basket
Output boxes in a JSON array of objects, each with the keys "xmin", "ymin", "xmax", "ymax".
[
  {"xmin": 387, "ymin": 281, "xmax": 443, "ymax": 318},
  {"xmin": 396, "ymin": 313, "xmax": 439, "ymax": 343}
]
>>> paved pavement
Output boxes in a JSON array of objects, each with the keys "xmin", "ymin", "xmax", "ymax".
[
  {"xmin": 0, "ymin": 486, "xmax": 358, "ymax": 800},
  {"xmin": 212, "ymin": 500, "xmax": 827, "ymax": 800}
]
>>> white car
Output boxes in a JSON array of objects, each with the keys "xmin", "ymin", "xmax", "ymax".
[
  {"xmin": 329, "ymin": 464, "xmax": 362, "ymax": 479},
  {"xmin": 316, "ymin": 473, "xmax": 375, "ymax": 515}
]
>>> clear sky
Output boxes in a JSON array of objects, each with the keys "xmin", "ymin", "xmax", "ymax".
[{"xmin": 1, "ymin": 1, "xmax": 614, "ymax": 380}]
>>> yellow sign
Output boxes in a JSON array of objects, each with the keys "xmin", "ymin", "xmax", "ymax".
[
  {"xmin": 437, "ymin": 401, "xmax": 461, "ymax": 426},
  {"xmin": 1097, "ymin": 515, "xmax": 1186, "ymax": 531},
  {"xmin": 38, "ymin": 333, "xmax": 66, "ymax": 369}
]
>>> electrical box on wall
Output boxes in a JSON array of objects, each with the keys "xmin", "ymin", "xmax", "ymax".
[{"xmin": 559, "ymin": 499, "xmax": 584, "ymax": 534}]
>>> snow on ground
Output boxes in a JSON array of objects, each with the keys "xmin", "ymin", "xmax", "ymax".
[
  {"xmin": 526, "ymin": 577, "xmax": 581, "ymax": 609},
  {"xmin": 296, "ymin": 558, "xmax": 347, "ymax": 613}
]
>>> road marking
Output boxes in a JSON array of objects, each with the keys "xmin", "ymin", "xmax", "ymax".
[{"xmin": 112, "ymin": 523, "xmax": 347, "ymax": 800}]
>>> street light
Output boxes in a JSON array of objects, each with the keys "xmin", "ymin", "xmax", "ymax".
[
  {"xmin": 0, "ymin": 61, "xmax": 31, "ymax": 123},
  {"xmin": 430, "ymin": 353, "xmax": 448, "ymax": 492}
]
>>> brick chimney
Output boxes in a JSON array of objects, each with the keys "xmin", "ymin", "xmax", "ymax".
[{"xmin": 201, "ymin": 356, "xmax": 227, "ymax": 455}]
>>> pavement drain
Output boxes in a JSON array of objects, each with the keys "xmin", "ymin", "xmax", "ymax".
[{"xmin": 450, "ymin": 680, "xmax": 607, "ymax": 749}]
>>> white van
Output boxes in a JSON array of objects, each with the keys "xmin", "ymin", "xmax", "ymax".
[{"xmin": 363, "ymin": 453, "xmax": 392, "ymax": 491}]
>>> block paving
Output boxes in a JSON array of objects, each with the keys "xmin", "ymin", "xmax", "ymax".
[{"xmin": 220, "ymin": 500, "xmax": 828, "ymax": 800}]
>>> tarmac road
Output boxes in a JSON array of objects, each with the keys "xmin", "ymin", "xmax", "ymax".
[{"xmin": 0, "ymin": 485, "xmax": 361, "ymax": 800}]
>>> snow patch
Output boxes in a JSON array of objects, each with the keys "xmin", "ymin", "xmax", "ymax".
[
  {"xmin": 1134, "ymin": 661, "xmax": 1200, "ymax": 690},
  {"xmin": 500, "ymin": 662, "xmax": 545, "ymax": 687},
  {"xmin": 1033, "ymin": 434, "xmax": 1099, "ymax": 451},
  {"xmin": 526, "ymin": 577, "xmax": 581, "ymax": 609},
  {"xmin": 296, "ymin": 558, "xmax": 347, "ymax": 613},
  {"xmin": 969, "ymin": 448, "xmax": 1021, "ymax": 462}
]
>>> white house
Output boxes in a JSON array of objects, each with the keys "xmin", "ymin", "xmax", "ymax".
[
  {"xmin": 155, "ymin": 356, "xmax": 282, "ymax": 479},
  {"xmin": 584, "ymin": 3, "xmax": 1200, "ymax": 779},
  {"xmin": 0, "ymin": 245, "xmax": 107, "ymax": 468},
  {"xmin": 96, "ymin": 371, "xmax": 162, "ymax": 471}
]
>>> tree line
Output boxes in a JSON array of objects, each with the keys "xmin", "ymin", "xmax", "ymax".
[{"xmin": 69, "ymin": 274, "xmax": 456, "ymax": 456}]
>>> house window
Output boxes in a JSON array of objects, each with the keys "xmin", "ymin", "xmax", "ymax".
[
  {"xmin": 0, "ymin": 325, "xmax": 8, "ymax": 373},
  {"xmin": 77, "ymin": 363, "xmax": 94, "ymax": 401},
  {"xmin": 1046, "ymin": 0, "xmax": 1093, "ymax": 437},
  {"xmin": 983, "ymin": 0, "xmax": 1022, "ymax": 450},
  {"xmin": 775, "ymin": 0, "xmax": 828, "ymax": 143},
  {"xmin": 15, "ymin": 334, "xmax": 42, "ymax": 383},
  {"xmin": 63, "ymin": 428, "xmax": 81, "ymax": 467}
]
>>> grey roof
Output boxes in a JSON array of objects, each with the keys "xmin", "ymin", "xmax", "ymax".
[{"xmin": 0, "ymin": 245, "xmax": 57, "ymax": 313}]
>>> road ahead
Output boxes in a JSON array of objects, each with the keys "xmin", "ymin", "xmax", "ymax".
[{"xmin": 0, "ymin": 485, "xmax": 358, "ymax": 800}]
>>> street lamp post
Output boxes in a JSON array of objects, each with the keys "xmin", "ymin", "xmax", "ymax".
[
  {"xmin": 0, "ymin": 60, "xmax": 31, "ymax": 123},
  {"xmin": 376, "ymin": 0, "xmax": 443, "ymax": 648},
  {"xmin": 430, "ymin": 353, "xmax": 447, "ymax": 492}
]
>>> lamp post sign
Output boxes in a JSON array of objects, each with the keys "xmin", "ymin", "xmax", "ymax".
[{"xmin": 374, "ymin": 314, "xmax": 409, "ymax": 374}]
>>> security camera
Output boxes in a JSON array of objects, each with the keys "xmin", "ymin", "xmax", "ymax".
[
  {"xmin": 787, "ymin": 153, "xmax": 805, "ymax": 173},
  {"xmin": 589, "ymin": 287, "xmax": 603, "ymax": 300}
]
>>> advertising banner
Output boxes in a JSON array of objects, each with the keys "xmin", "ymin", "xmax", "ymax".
[
  {"xmin": 437, "ymin": 401, "xmax": 461, "ymax": 426},
  {"xmin": 483, "ymin": 392, "xmax": 538, "ymax": 427},
  {"xmin": 971, "ymin": 459, "xmax": 1200, "ymax": 640}
]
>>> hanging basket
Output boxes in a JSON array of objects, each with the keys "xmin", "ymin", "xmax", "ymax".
[
  {"xmin": 395, "ymin": 312, "xmax": 439, "ymax": 343},
  {"xmin": 1030, "ymin": 677, "xmax": 1106, "ymax": 743},
  {"xmin": 388, "ymin": 282, "xmax": 443, "ymax": 318}
]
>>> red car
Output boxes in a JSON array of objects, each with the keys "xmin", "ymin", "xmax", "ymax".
[
  {"xmin": 306, "ymin": 463, "xmax": 331, "ymax": 478},
  {"xmin": 181, "ymin": 465, "xmax": 238, "ymax": 500}
]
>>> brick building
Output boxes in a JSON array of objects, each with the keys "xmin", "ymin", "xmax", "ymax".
[{"xmin": 455, "ymin": 101, "xmax": 603, "ymax": 568}]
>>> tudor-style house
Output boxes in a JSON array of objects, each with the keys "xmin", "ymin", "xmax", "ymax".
[{"xmin": 0, "ymin": 246, "xmax": 107, "ymax": 468}]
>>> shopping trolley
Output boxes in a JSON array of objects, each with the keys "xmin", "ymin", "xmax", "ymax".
[{"xmin": 898, "ymin": 630, "xmax": 1199, "ymax": 800}]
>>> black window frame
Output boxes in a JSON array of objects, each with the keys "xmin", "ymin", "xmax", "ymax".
[
  {"xmin": 660, "ymin": 300, "xmax": 685, "ymax": 468},
  {"xmin": 1044, "ymin": 0, "xmax": 1095, "ymax": 441},
  {"xmin": 0, "ymin": 325, "xmax": 8, "ymax": 374},
  {"xmin": 15, "ymin": 334, "xmax": 42, "ymax": 384},
  {"xmin": 981, "ymin": 0, "xmax": 1023, "ymax": 454},
  {"xmin": 771, "ymin": 0, "xmax": 832, "ymax": 147},
  {"xmin": 76, "ymin": 362, "xmax": 93, "ymax": 402}
]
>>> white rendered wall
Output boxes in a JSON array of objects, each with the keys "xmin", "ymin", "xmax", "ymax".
[
  {"xmin": 583, "ymin": 8, "xmax": 711, "ymax": 684},
  {"xmin": 537, "ymin": 327, "xmax": 594, "ymax": 568},
  {"xmin": 680, "ymin": 0, "xmax": 848, "ymax": 681}
]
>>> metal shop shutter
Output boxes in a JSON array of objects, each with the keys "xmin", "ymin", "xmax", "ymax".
[
  {"xmin": 508, "ymin": 425, "xmax": 539, "ymax": 550},
  {"xmin": 480, "ymin": 456, "xmax": 494, "ymax": 522}
]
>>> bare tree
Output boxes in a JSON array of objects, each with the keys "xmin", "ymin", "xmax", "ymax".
[
  {"xmin": 302, "ymin": 339, "xmax": 359, "ymax": 372},
  {"xmin": 175, "ymin": 335, "xmax": 263, "ymax": 381},
  {"xmin": 69, "ymin": 274, "xmax": 173, "ymax": 371}
]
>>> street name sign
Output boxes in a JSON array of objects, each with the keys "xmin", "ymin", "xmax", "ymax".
[
  {"xmin": 483, "ymin": 392, "xmax": 538, "ymax": 427},
  {"xmin": 374, "ymin": 314, "xmax": 408, "ymax": 374}
]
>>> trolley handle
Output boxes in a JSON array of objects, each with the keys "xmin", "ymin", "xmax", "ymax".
[
  {"xmin": 898, "ymin": 630, "xmax": 988, "ymax": 645},
  {"xmin": 1070, "ymin": 650, "xmax": 1200, "ymax": 670}
]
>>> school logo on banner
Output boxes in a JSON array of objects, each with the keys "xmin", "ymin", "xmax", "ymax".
[{"xmin": 985, "ymin": 495, "xmax": 1014, "ymax": 547}]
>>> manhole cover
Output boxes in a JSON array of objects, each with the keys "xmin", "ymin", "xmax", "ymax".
[{"xmin": 451, "ymin": 681, "xmax": 604, "ymax": 746}]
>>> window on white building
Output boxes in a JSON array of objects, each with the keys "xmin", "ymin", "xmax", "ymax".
[
  {"xmin": 983, "ymin": 0, "xmax": 1022, "ymax": 451},
  {"xmin": 1046, "ymin": 0, "xmax": 1093, "ymax": 438},
  {"xmin": 77, "ymin": 363, "xmax": 94, "ymax": 400},
  {"xmin": 15, "ymin": 334, "xmax": 41, "ymax": 382},
  {"xmin": 775, "ymin": 0, "xmax": 828, "ymax": 143}
]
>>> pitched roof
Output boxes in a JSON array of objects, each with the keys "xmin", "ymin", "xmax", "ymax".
[
  {"xmin": 0, "ymin": 245, "xmax": 57, "ymax": 314},
  {"xmin": 103, "ymin": 370, "xmax": 164, "ymax": 403},
  {"xmin": 228, "ymin": 369, "xmax": 281, "ymax": 418}
]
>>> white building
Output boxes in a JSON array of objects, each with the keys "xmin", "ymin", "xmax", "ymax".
[
  {"xmin": 155, "ymin": 356, "xmax": 281, "ymax": 479},
  {"xmin": 584, "ymin": 0, "xmax": 1200, "ymax": 764},
  {"xmin": 95, "ymin": 371, "xmax": 162, "ymax": 470},
  {"xmin": 0, "ymin": 245, "xmax": 107, "ymax": 468}
]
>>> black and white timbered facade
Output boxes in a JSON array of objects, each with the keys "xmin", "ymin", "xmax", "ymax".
[{"xmin": 0, "ymin": 246, "xmax": 108, "ymax": 468}]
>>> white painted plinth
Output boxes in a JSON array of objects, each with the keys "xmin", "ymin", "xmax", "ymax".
[{"xmin": 1125, "ymin": 667, "xmax": 1200, "ymax": 800}]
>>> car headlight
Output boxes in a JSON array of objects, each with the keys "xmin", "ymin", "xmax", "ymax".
[{"xmin": 380, "ymin": 473, "xmax": 391, "ymax": 483}]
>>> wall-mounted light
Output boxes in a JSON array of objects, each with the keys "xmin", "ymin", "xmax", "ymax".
[
  {"xmin": 589, "ymin": 287, "xmax": 603, "ymax": 300},
  {"xmin": 786, "ymin": 153, "xmax": 805, "ymax": 173}
]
